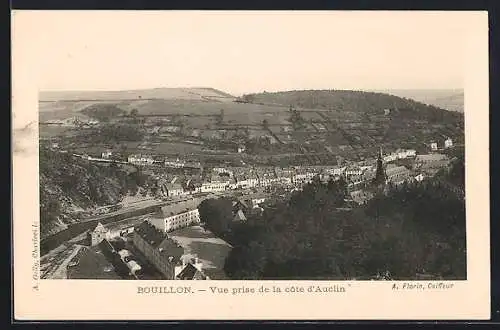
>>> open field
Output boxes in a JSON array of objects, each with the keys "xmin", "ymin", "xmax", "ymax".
[
  {"xmin": 170, "ymin": 225, "xmax": 232, "ymax": 279},
  {"xmin": 40, "ymin": 87, "xmax": 235, "ymax": 102}
]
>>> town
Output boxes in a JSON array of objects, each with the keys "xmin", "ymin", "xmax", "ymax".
[
  {"xmin": 40, "ymin": 136, "xmax": 460, "ymax": 281},
  {"xmin": 38, "ymin": 88, "xmax": 465, "ymax": 281}
]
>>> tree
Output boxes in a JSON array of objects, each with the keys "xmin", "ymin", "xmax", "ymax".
[
  {"xmin": 216, "ymin": 109, "xmax": 225, "ymax": 125},
  {"xmin": 262, "ymin": 119, "xmax": 269, "ymax": 130},
  {"xmin": 198, "ymin": 198, "xmax": 234, "ymax": 237}
]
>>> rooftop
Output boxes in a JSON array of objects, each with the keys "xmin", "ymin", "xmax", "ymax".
[
  {"xmin": 159, "ymin": 198, "xmax": 201, "ymax": 217},
  {"xmin": 134, "ymin": 221, "xmax": 184, "ymax": 261},
  {"xmin": 134, "ymin": 220, "xmax": 167, "ymax": 248},
  {"xmin": 176, "ymin": 263, "xmax": 208, "ymax": 280},
  {"xmin": 416, "ymin": 154, "xmax": 449, "ymax": 162},
  {"xmin": 386, "ymin": 166, "xmax": 410, "ymax": 175}
]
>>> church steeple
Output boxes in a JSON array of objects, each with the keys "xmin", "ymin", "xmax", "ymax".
[{"xmin": 373, "ymin": 147, "xmax": 386, "ymax": 185}]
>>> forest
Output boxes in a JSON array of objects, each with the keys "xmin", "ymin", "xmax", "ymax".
[
  {"xmin": 199, "ymin": 159, "xmax": 466, "ymax": 280},
  {"xmin": 242, "ymin": 89, "xmax": 463, "ymax": 124}
]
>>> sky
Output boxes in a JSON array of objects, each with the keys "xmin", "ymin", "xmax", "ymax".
[{"xmin": 13, "ymin": 11, "xmax": 471, "ymax": 96}]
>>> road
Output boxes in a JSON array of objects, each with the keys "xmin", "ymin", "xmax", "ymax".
[{"xmin": 47, "ymin": 245, "xmax": 85, "ymax": 279}]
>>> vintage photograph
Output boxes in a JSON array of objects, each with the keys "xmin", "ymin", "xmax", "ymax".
[{"xmin": 37, "ymin": 12, "xmax": 466, "ymax": 282}]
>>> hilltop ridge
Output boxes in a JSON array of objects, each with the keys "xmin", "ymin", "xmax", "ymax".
[{"xmin": 39, "ymin": 87, "xmax": 235, "ymax": 102}]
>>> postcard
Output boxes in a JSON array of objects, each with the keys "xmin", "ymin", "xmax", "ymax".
[{"xmin": 12, "ymin": 10, "xmax": 490, "ymax": 320}]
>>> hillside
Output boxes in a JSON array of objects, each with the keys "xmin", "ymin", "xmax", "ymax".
[
  {"xmin": 242, "ymin": 89, "xmax": 460, "ymax": 115},
  {"xmin": 39, "ymin": 87, "xmax": 235, "ymax": 102},
  {"xmin": 39, "ymin": 148, "xmax": 152, "ymax": 238},
  {"xmin": 39, "ymin": 88, "xmax": 465, "ymax": 168},
  {"xmin": 378, "ymin": 89, "xmax": 464, "ymax": 112}
]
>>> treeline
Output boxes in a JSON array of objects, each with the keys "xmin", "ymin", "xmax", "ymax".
[
  {"xmin": 242, "ymin": 90, "xmax": 463, "ymax": 123},
  {"xmin": 75, "ymin": 124, "xmax": 145, "ymax": 144},
  {"xmin": 215, "ymin": 165, "xmax": 465, "ymax": 280},
  {"xmin": 80, "ymin": 104, "xmax": 126, "ymax": 122}
]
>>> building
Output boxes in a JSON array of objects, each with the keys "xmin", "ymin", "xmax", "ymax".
[
  {"xmin": 133, "ymin": 220, "xmax": 184, "ymax": 279},
  {"xmin": 164, "ymin": 158, "xmax": 186, "ymax": 168},
  {"xmin": 126, "ymin": 260, "xmax": 142, "ymax": 277},
  {"xmin": 345, "ymin": 165, "xmax": 363, "ymax": 178},
  {"xmin": 385, "ymin": 166, "xmax": 411, "ymax": 185},
  {"xmin": 128, "ymin": 154, "xmax": 155, "ymax": 165},
  {"xmin": 235, "ymin": 176, "xmax": 259, "ymax": 189},
  {"xmin": 325, "ymin": 166, "xmax": 346, "ymax": 176},
  {"xmin": 87, "ymin": 222, "xmax": 110, "ymax": 246},
  {"xmin": 248, "ymin": 194, "xmax": 266, "ymax": 208},
  {"xmin": 102, "ymin": 150, "xmax": 113, "ymax": 159},
  {"xmin": 444, "ymin": 138, "xmax": 453, "ymax": 149},
  {"xmin": 349, "ymin": 190, "xmax": 374, "ymax": 205},
  {"xmin": 147, "ymin": 200, "xmax": 201, "ymax": 233},
  {"xmin": 164, "ymin": 183, "xmax": 185, "ymax": 197},
  {"xmin": 237, "ymin": 145, "xmax": 246, "ymax": 153},
  {"xmin": 174, "ymin": 257, "xmax": 209, "ymax": 280},
  {"xmin": 396, "ymin": 149, "xmax": 417, "ymax": 159},
  {"xmin": 200, "ymin": 181, "xmax": 229, "ymax": 193},
  {"xmin": 430, "ymin": 142, "xmax": 438, "ymax": 151},
  {"xmin": 414, "ymin": 173, "xmax": 425, "ymax": 182},
  {"xmin": 414, "ymin": 154, "xmax": 450, "ymax": 171},
  {"xmin": 383, "ymin": 152, "xmax": 398, "ymax": 163},
  {"xmin": 373, "ymin": 148, "xmax": 387, "ymax": 186},
  {"xmin": 233, "ymin": 209, "xmax": 247, "ymax": 222}
]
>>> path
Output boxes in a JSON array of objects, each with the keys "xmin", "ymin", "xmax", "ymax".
[{"xmin": 46, "ymin": 244, "xmax": 84, "ymax": 279}]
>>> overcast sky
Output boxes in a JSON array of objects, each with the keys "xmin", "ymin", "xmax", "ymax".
[{"xmin": 14, "ymin": 11, "xmax": 470, "ymax": 96}]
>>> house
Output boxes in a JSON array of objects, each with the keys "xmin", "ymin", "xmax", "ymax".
[
  {"xmin": 213, "ymin": 167, "xmax": 234, "ymax": 178},
  {"xmin": 237, "ymin": 145, "xmax": 246, "ymax": 153},
  {"xmin": 384, "ymin": 108, "xmax": 391, "ymax": 115},
  {"xmin": 350, "ymin": 190, "xmax": 374, "ymax": 205},
  {"xmin": 233, "ymin": 209, "xmax": 247, "ymax": 222},
  {"xmin": 444, "ymin": 138, "xmax": 453, "ymax": 149},
  {"xmin": 396, "ymin": 149, "xmax": 417, "ymax": 159},
  {"xmin": 293, "ymin": 168, "xmax": 316, "ymax": 184},
  {"xmin": 118, "ymin": 249, "xmax": 132, "ymax": 263},
  {"xmin": 383, "ymin": 153, "xmax": 398, "ymax": 163},
  {"xmin": 174, "ymin": 257, "xmax": 209, "ymax": 280},
  {"xmin": 414, "ymin": 173, "xmax": 425, "ymax": 182},
  {"xmin": 345, "ymin": 165, "xmax": 363, "ymax": 178},
  {"xmin": 232, "ymin": 198, "xmax": 250, "ymax": 213},
  {"xmin": 325, "ymin": 166, "xmax": 346, "ymax": 176},
  {"xmin": 430, "ymin": 142, "xmax": 438, "ymax": 151},
  {"xmin": 249, "ymin": 194, "xmax": 266, "ymax": 208},
  {"xmin": 235, "ymin": 176, "xmax": 259, "ymax": 189},
  {"xmin": 126, "ymin": 260, "xmax": 142, "ymax": 277},
  {"xmin": 87, "ymin": 222, "xmax": 110, "ymax": 246},
  {"xmin": 386, "ymin": 166, "xmax": 411, "ymax": 185},
  {"xmin": 128, "ymin": 154, "xmax": 155, "ymax": 165},
  {"xmin": 275, "ymin": 167, "xmax": 294, "ymax": 184},
  {"xmin": 133, "ymin": 221, "xmax": 184, "ymax": 279},
  {"xmin": 164, "ymin": 183, "xmax": 185, "ymax": 197},
  {"xmin": 200, "ymin": 178, "xmax": 230, "ymax": 193},
  {"xmin": 147, "ymin": 200, "xmax": 201, "ymax": 232},
  {"xmin": 165, "ymin": 158, "xmax": 186, "ymax": 168},
  {"xmin": 414, "ymin": 154, "xmax": 450, "ymax": 170}
]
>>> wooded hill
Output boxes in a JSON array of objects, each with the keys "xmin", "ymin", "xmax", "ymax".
[
  {"xmin": 39, "ymin": 148, "xmax": 152, "ymax": 238},
  {"xmin": 241, "ymin": 89, "xmax": 463, "ymax": 121}
]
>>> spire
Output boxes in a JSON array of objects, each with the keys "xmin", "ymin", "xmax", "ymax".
[{"xmin": 373, "ymin": 146, "xmax": 386, "ymax": 186}]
